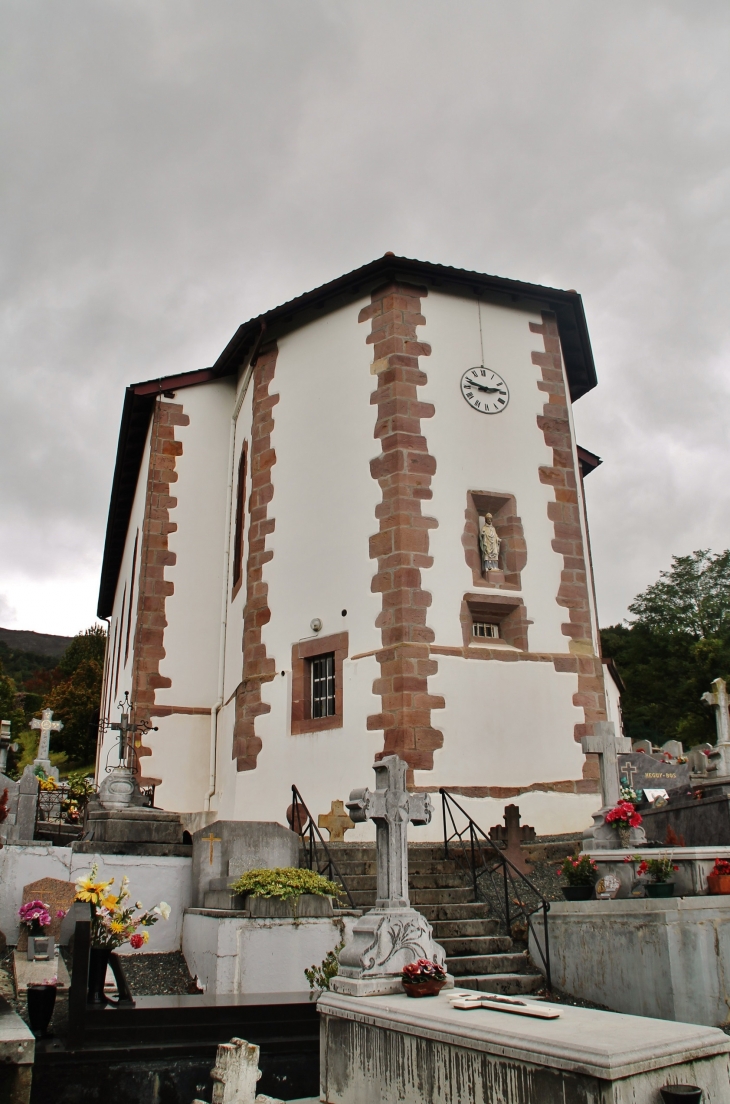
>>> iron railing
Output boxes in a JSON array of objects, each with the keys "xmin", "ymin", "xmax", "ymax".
[
  {"xmin": 440, "ymin": 788, "xmax": 551, "ymax": 991},
  {"xmin": 290, "ymin": 785, "xmax": 355, "ymax": 909},
  {"xmin": 35, "ymin": 783, "xmax": 92, "ymax": 845}
]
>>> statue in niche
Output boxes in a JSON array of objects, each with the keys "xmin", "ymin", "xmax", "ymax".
[{"xmin": 480, "ymin": 513, "xmax": 501, "ymax": 573}]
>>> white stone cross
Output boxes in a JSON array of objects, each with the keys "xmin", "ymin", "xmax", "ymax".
[
  {"xmin": 30, "ymin": 709, "xmax": 63, "ymax": 763},
  {"xmin": 581, "ymin": 721, "xmax": 632, "ymax": 809},
  {"xmin": 346, "ymin": 755, "xmax": 432, "ymax": 908},
  {"xmin": 702, "ymin": 678, "xmax": 730, "ymax": 777}
]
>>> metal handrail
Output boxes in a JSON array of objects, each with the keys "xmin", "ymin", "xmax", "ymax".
[
  {"xmin": 290, "ymin": 785, "xmax": 355, "ymax": 909},
  {"xmin": 440, "ymin": 788, "xmax": 551, "ymax": 991}
]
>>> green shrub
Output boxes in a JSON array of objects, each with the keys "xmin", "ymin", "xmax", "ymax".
[
  {"xmin": 305, "ymin": 940, "xmax": 344, "ymax": 994},
  {"xmin": 230, "ymin": 867, "xmax": 343, "ymax": 901}
]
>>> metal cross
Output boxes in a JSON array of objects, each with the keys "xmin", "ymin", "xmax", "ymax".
[
  {"xmin": 201, "ymin": 832, "xmax": 222, "ymax": 865},
  {"xmin": 30, "ymin": 709, "xmax": 63, "ymax": 762},
  {"xmin": 346, "ymin": 755, "xmax": 432, "ymax": 908}
]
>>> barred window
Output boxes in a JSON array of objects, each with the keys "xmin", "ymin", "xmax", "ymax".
[
  {"xmin": 472, "ymin": 621, "xmax": 499, "ymax": 639},
  {"xmin": 311, "ymin": 653, "xmax": 335, "ymax": 718}
]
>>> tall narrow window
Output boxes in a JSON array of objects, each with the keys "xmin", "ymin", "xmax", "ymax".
[
  {"xmin": 311, "ymin": 653, "xmax": 335, "ymax": 718},
  {"xmin": 232, "ymin": 443, "xmax": 248, "ymax": 596}
]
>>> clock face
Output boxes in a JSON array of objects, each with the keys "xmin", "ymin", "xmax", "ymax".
[{"xmin": 460, "ymin": 367, "xmax": 510, "ymax": 414}]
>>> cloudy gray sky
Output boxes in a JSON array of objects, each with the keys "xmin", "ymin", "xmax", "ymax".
[{"xmin": 1, "ymin": 1, "xmax": 728, "ymax": 636}]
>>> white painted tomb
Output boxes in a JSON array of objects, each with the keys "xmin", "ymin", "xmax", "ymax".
[
  {"xmin": 531, "ymin": 895, "xmax": 730, "ymax": 1028},
  {"xmin": 319, "ymin": 987, "xmax": 730, "ymax": 1103}
]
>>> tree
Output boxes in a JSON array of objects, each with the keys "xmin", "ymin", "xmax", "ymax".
[
  {"xmin": 40, "ymin": 626, "xmax": 107, "ymax": 769},
  {"xmin": 628, "ymin": 549, "xmax": 730, "ymax": 638},
  {"xmin": 602, "ymin": 550, "xmax": 730, "ymax": 749}
]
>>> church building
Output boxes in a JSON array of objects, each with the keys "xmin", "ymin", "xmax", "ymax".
[{"xmin": 96, "ymin": 254, "xmax": 618, "ymax": 838}]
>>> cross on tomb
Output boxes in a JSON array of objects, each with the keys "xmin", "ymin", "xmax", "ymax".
[
  {"xmin": 201, "ymin": 832, "xmax": 222, "ymax": 865},
  {"xmin": 318, "ymin": 800, "xmax": 355, "ymax": 842},
  {"xmin": 489, "ymin": 804, "xmax": 535, "ymax": 875},
  {"xmin": 346, "ymin": 755, "xmax": 432, "ymax": 908},
  {"xmin": 620, "ymin": 759, "xmax": 642, "ymax": 793},
  {"xmin": 581, "ymin": 721, "xmax": 632, "ymax": 809},
  {"xmin": 702, "ymin": 678, "xmax": 730, "ymax": 746},
  {"xmin": 30, "ymin": 709, "xmax": 63, "ymax": 764}
]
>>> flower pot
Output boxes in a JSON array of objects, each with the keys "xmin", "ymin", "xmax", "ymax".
[
  {"xmin": 26, "ymin": 985, "xmax": 56, "ymax": 1037},
  {"xmin": 618, "ymin": 825, "xmax": 631, "ymax": 849},
  {"xmin": 561, "ymin": 885, "xmax": 594, "ymax": 901},
  {"xmin": 647, "ymin": 882, "xmax": 675, "ymax": 898},
  {"xmin": 707, "ymin": 874, "xmax": 730, "ymax": 895},
  {"xmin": 660, "ymin": 1086, "xmax": 703, "ymax": 1103},
  {"xmin": 402, "ymin": 979, "xmax": 447, "ymax": 998},
  {"xmin": 87, "ymin": 946, "xmax": 113, "ymax": 1005}
]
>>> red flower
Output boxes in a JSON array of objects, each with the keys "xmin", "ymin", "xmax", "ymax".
[{"xmin": 129, "ymin": 933, "xmax": 144, "ymax": 949}]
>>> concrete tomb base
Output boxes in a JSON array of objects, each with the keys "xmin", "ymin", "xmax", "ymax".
[
  {"xmin": 318, "ymin": 988, "xmax": 730, "ymax": 1103},
  {"xmin": 530, "ymin": 895, "xmax": 730, "ymax": 1027},
  {"xmin": 585, "ymin": 846, "xmax": 730, "ymax": 898},
  {"xmin": 86, "ymin": 805, "xmax": 184, "ymax": 845},
  {"xmin": 0, "ymin": 995, "xmax": 34, "ymax": 1104},
  {"xmin": 182, "ymin": 910, "xmax": 361, "ymax": 996}
]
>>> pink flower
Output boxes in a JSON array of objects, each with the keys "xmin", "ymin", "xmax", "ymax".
[
  {"xmin": 129, "ymin": 933, "xmax": 144, "ymax": 949},
  {"xmin": 56, "ymin": 909, "xmax": 67, "ymax": 920}
]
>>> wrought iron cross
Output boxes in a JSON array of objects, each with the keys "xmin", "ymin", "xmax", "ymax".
[{"xmin": 346, "ymin": 755, "xmax": 432, "ymax": 909}]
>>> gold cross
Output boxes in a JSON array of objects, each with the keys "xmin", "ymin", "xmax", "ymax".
[
  {"xmin": 318, "ymin": 800, "xmax": 354, "ymax": 843},
  {"xmin": 201, "ymin": 832, "xmax": 221, "ymax": 864}
]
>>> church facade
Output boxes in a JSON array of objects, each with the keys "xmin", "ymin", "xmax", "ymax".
[{"xmin": 96, "ymin": 255, "xmax": 616, "ymax": 837}]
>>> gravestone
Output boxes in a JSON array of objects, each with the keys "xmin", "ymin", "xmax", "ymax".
[
  {"xmin": 631, "ymin": 739, "xmax": 653, "ymax": 755},
  {"xmin": 489, "ymin": 804, "xmax": 535, "ymax": 874},
  {"xmin": 191, "ymin": 1037, "xmax": 283, "ymax": 1104},
  {"xmin": 1, "ymin": 766, "xmax": 40, "ymax": 843},
  {"xmin": 191, "ymin": 821, "xmax": 299, "ymax": 908},
  {"xmin": 0, "ymin": 772, "xmax": 20, "ymax": 841},
  {"xmin": 30, "ymin": 708, "xmax": 62, "ymax": 780},
  {"xmin": 330, "ymin": 755, "xmax": 447, "ymax": 997},
  {"xmin": 15, "ymin": 878, "xmax": 78, "ymax": 951},
  {"xmin": 688, "ymin": 743, "xmax": 713, "ymax": 775},
  {"xmin": 318, "ymin": 800, "xmax": 354, "ymax": 842},
  {"xmin": 617, "ymin": 752, "xmax": 691, "ymax": 798},
  {"xmin": 660, "ymin": 740, "xmax": 684, "ymax": 759},
  {"xmin": 0, "ymin": 719, "xmax": 13, "ymax": 774},
  {"xmin": 582, "ymin": 722, "xmax": 646, "ymax": 849}
]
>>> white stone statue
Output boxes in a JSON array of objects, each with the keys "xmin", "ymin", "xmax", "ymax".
[{"xmin": 480, "ymin": 513, "xmax": 501, "ymax": 572}]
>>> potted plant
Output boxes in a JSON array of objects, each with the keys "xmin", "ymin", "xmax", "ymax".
[
  {"xmin": 74, "ymin": 865, "xmax": 170, "ymax": 1004},
  {"xmin": 605, "ymin": 801, "xmax": 643, "ymax": 848},
  {"xmin": 558, "ymin": 854, "xmax": 598, "ymax": 900},
  {"xmin": 230, "ymin": 868, "xmax": 343, "ymax": 916},
  {"xmin": 26, "ymin": 977, "xmax": 57, "ymax": 1038},
  {"xmin": 401, "ymin": 959, "xmax": 447, "ymax": 998},
  {"xmin": 625, "ymin": 854, "xmax": 678, "ymax": 897},
  {"xmin": 707, "ymin": 858, "xmax": 730, "ymax": 895}
]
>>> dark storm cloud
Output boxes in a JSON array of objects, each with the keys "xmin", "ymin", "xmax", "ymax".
[{"xmin": 1, "ymin": 0, "xmax": 729, "ymax": 631}]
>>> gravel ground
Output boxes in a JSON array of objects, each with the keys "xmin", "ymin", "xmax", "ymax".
[{"xmin": 119, "ymin": 951, "xmax": 201, "ymax": 995}]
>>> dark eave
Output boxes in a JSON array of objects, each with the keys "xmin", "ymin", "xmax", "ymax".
[
  {"xmin": 98, "ymin": 255, "xmax": 598, "ymax": 618},
  {"xmin": 211, "ymin": 253, "xmax": 597, "ymax": 402},
  {"xmin": 577, "ymin": 445, "xmax": 602, "ymax": 479}
]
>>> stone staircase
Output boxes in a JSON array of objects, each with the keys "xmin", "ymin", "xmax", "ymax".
[{"xmin": 327, "ymin": 842, "xmax": 544, "ymax": 995}]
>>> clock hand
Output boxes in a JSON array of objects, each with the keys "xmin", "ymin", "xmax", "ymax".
[{"xmin": 468, "ymin": 381, "xmax": 504, "ymax": 394}]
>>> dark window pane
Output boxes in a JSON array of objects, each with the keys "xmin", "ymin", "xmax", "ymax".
[{"xmin": 311, "ymin": 652, "xmax": 335, "ymax": 718}]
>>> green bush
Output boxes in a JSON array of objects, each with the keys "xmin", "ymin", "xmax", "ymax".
[{"xmin": 230, "ymin": 867, "xmax": 343, "ymax": 901}]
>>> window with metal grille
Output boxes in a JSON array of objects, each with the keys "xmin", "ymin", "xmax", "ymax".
[
  {"xmin": 311, "ymin": 653, "xmax": 335, "ymax": 718},
  {"xmin": 472, "ymin": 621, "xmax": 499, "ymax": 639}
]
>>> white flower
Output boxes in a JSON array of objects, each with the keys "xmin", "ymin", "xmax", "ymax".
[
  {"xmin": 136, "ymin": 901, "xmax": 143, "ymax": 910},
  {"xmin": 153, "ymin": 901, "xmax": 171, "ymax": 921}
]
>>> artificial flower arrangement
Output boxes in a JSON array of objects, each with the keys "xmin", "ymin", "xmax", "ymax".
[
  {"xmin": 401, "ymin": 958, "xmax": 447, "ymax": 997},
  {"xmin": 74, "ymin": 865, "xmax": 170, "ymax": 949},
  {"xmin": 711, "ymin": 858, "xmax": 730, "ymax": 877},
  {"xmin": 230, "ymin": 867, "xmax": 343, "ymax": 902},
  {"xmin": 707, "ymin": 858, "xmax": 730, "ymax": 895},
  {"xmin": 624, "ymin": 854, "xmax": 678, "ymax": 883},
  {"xmin": 619, "ymin": 785, "xmax": 641, "ymax": 805},
  {"xmin": 18, "ymin": 900, "xmax": 66, "ymax": 934},
  {"xmin": 559, "ymin": 854, "xmax": 598, "ymax": 887},
  {"xmin": 605, "ymin": 802, "xmax": 643, "ymax": 829}
]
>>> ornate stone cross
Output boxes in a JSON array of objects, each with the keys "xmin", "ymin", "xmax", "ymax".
[
  {"xmin": 347, "ymin": 755, "xmax": 432, "ymax": 908},
  {"xmin": 702, "ymin": 678, "xmax": 730, "ymax": 777},
  {"xmin": 581, "ymin": 721, "xmax": 645, "ymax": 850},
  {"xmin": 30, "ymin": 709, "xmax": 63, "ymax": 765},
  {"xmin": 332, "ymin": 755, "xmax": 447, "ymax": 997},
  {"xmin": 318, "ymin": 800, "xmax": 354, "ymax": 842}
]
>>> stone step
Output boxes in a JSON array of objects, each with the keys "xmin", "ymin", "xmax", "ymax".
[
  {"xmin": 334, "ymin": 859, "xmax": 462, "ymax": 877},
  {"xmin": 410, "ymin": 887, "xmax": 472, "ymax": 905},
  {"xmin": 324, "ymin": 845, "xmax": 448, "ymax": 860},
  {"xmin": 446, "ymin": 952, "xmax": 531, "ymax": 977},
  {"xmin": 336, "ymin": 872, "xmax": 472, "ymax": 892},
  {"xmin": 456, "ymin": 973, "xmax": 544, "ymax": 996},
  {"xmin": 430, "ymin": 918, "xmax": 500, "ymax": 939},
  {"xmin": 418, "ymin": 903, "xmax": 490, "ymax": 922},
  {"xmin": 439, "ymin": 936, "xmax": 512, "ymax": 957}
]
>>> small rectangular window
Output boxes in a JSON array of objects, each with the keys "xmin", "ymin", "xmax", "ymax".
[
  {"xmin": 311, "ymin": 653, "xmax": 335, "ymax": 718},
  {"xmin": 472, "ymin": 621, "xmax": 499, "ymax": 639}
]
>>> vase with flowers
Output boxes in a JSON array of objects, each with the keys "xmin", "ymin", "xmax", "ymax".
[
  {"xmin": 707, "ymin": 858, "xmax": 730, "ymax": 895},
  {"xmin": 18, "ymin": 900, "xmax": 66, "ymax": 962},
  {"xmin": 624, "ymin": 854, "xmax": 678, "ymax": 897},
  {"xmin": 74, "ymin": 865, "xmax": 170, "ymax": 1004},
  {"xmin": 559, "ymin": 854, "xmax": 599, "ymax": 900},
  {"xmin": 605, "ymin": 801, "xmax": 643, "ymax": 848},
  {"xmin": 401, "ymin": 959, "xmax": 447, "ymax": 998}
]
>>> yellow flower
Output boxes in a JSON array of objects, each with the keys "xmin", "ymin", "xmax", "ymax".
[
  {"xmin": 101, "ymin": 894, "xmax": 118, "ymax": 910},
  {"xmin": 110, "ymin": 921, "xmax": 126, "ymax": 934},
  {"xmin": 142, "ymin": 930, "xmax": 149, "ymax": 943},
  {"xmin": 75, "ymin": 872, "xmax": 114, "ymax": 904}
]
